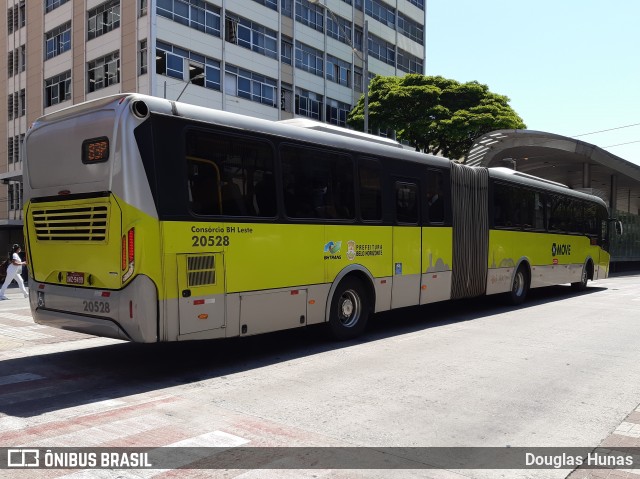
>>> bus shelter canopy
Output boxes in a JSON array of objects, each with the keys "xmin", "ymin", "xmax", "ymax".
[{"xmin": 466, "ymin": 129, "xmax": 640, "ymax": 215}]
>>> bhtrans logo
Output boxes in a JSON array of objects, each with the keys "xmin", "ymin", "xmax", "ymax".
[{"xmin": 552, "ymin": 243, "xmax": 571, "ymax": 256}]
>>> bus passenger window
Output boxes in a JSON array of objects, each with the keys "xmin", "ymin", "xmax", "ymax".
[
  {"xmin": 188, "ymin": 162, "xmax": 220, "ymax": 215},
  {"xmin": 426, "ymin": 171, "xmax": 444, "ymax": 223},
  {"xmin": 396, "ymin": 182, "xmax": 418, "ymax": 224},
  {"xmin": 359, "ymin": 159, "xmax": 382, "ymax": 221},
  {"xmin": 281, "ymin": 145, "xmax": 354, "ymax": 220},
  {"xmin": 185, "ymin": 129, "xmax": 275, "ymax": 217},
  {"xmin": 255, "ymin": 172, "xmax": 276, "ymax": 216}
]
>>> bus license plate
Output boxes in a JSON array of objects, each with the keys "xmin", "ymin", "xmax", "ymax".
[{"xmin": 66, "ymin": 272, "xmax": 85, "ymax": 285}]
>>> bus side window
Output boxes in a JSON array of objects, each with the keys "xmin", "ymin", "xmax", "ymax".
[
  {"xmin": 396, "ymin": 182, "xmax": 419, "ymax": 224},
  {"xmin": 358, "ymin": 159, "xmax": 382, "ymax": 221},
  {"xmin": 426, "ymin": 170, "xmax": 444, "ymax": 224},
  {"xmin": 188, "ymin": 161, "xmax": 220, "ymax": 215},
  {"xmin": 281, "ymin": 145, "xmax": 354, "ymax": 220},
  {"xmin": 255, "ymin": 172, "xmax": 276, "ymax": 217},
  {"xmin": 186, "ymin": 129, "xmax": 276, "ymax": 217}
]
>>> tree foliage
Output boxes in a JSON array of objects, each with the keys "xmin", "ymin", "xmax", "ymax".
[{"xmin": 347, "ymin": 75, "xmax": 527, "ymax": 160}]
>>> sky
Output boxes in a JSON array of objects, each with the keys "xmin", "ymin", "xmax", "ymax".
[{"xmin": 425, "ymin": 0, "xmax": 640, "ymax": 165}]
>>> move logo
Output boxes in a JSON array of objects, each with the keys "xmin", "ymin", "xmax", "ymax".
[{"xmin": 552, "ymin": 243, "xmax": 571, "ymax": 256}]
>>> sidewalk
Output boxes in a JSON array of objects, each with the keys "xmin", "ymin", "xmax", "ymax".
[{"xmin": 0, "ymin": 283, "xmax": 30, "ymax": 301}]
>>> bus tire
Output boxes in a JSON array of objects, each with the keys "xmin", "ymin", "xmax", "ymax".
[
  {"xmin": 509, "ymin": 265, "xmax": 529, "ymax": 305},
  {"xmin": 571, "ymin": 261, "xmax": 591, "ymax": 291},
  {"xmin": 328, "ymin": 277, "xmax": 370, "ymax": 340}
]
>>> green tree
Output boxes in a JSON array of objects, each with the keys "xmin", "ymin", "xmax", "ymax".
[{"xmin": 347, "ymin": 75, "xmax": 527, "ymax": 160}]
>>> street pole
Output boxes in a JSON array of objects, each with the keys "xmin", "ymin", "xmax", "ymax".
[{"xmin": 363, "ymin": 20, "xmax": 369, "ymax": 133}]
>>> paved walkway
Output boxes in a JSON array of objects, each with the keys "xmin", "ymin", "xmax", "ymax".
[{"xmin": 1, "ymin": 280, "xmax": 640, "ymax": 478}]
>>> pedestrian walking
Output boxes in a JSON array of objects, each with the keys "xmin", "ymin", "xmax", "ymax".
[{"xmin": 0, "ymin": 244, "xmax": 29, "ymax": 300}]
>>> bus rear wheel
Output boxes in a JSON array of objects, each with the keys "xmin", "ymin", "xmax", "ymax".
[
  {"xmin": 328, "ymin": 277, "xmax": 370, "ymax": 340},
  {"xmin": 509, "ymin": 265, "xmax": 529, "ymax": 305}
]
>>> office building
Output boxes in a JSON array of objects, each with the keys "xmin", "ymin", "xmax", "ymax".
[{"xmin": 0, "ymin": 0, "xmax": 426, "ymax": 242}]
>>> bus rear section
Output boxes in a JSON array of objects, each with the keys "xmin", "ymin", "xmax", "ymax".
[{"xmin": 23, "ymin": 96, "xmax": 159, "ymax": 343}]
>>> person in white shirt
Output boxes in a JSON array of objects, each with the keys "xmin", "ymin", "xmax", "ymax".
[{"xmin": 0, "ymin": 244, "xmax": 29, "ymax": 300}]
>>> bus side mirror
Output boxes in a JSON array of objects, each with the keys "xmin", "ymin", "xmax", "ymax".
[{"xmin": 615, "ymin": 220, "xmax": 623, "ymax": 235}]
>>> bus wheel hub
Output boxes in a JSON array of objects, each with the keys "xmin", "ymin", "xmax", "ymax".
[{"xmin": 342, "ymin": 300, "xmax": 353, "ymax": 318}]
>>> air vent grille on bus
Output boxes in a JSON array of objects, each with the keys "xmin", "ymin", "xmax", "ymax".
[
  {"xmin": 187, "ymin": 255, "xmax": 216, "ymax": 287},
  {"xmin": 31, "ymin": 205, "xmax": 109, "ymax": 242}
]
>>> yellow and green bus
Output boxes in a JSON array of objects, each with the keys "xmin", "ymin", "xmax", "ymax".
[{"xmin": 23, "ymin": 94, "xmax": 615, "ymax": 342}]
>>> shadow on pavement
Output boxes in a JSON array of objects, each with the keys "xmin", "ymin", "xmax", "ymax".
[{"xmin": 0, "ymin": 283, "xmax": 608, "ymax": 418}]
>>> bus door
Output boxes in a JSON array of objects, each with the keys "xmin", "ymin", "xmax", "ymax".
[
  {"xmin": 392, "ymin": 180, "xmax": 422, "ymax": 308},
  {"xmin": 177, "ymin": 252, "xmax": 226, "ymax": 335}
]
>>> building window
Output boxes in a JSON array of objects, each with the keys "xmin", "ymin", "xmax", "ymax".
[
  {"xmin": 295, "ymin": 88, "xmax": 322, "ymax": 120},
  {"xmin": 45, "ymin": 0, "xmax": 70, "ymax": 13},
  {"xmin": 406, "ymin": 0, "xmax": 424, "ymax": 10},
  {"xmin": 326, "ymin": 55, "xmax": 351, "ymax": 87},
  {"xmin": 295, "ymin": 41, "xmax": 323, "ymax": 77},
  {"xmin": 139, "ymin": 39, "xmax": 148, "ymax": 74},
  {"xmin": 325, "ymin": 98, "xmax": 351, "ymax": 127},
  {"xmin": 19, "ymin": 89, "xmax": 25, "ymax": 117},
  {"xmin": 7, "ymin": 51, "xmax": 14, "ymax": 78},
  {"xmin": 157, "ymin": 0, "xmax": 221, "ymax": 37},
  {"xmin": 281, "ymin": 0, "xmax": 293, "ymax": 18},
  {"xmin": 7, "ymin": 1, "xmax": 26, "ymax": 34},
  {"xmin": 45, "ymin": 70, "xmax": 71, "ymax": 107},
  {"xmin": 156, "ymin": 42, "xmax": 220, "ymax": 91},
  {"xmin": 353, "ymin": 25, "xmax": 363, "ymax": 52},
  {"xmin": 281, "ymin": 36, "xmax": 293, "ymax": 65},
  {"xmin": 7, "ymin": 90, "xmax": 25, "ymax": 120},
  {"xmin": 326, "ymin": 14, "xmax": 352, "ymax": 46},
  {"xmin": 8, "ymin": 183, "xmax": 24, "ymax": 211},
  {"xmin": 87, "ymin": 0, "xmax": 121, "ymax": 41},
  {"xmin": 252, "ymin": 0, "xmax": 277, "ymax": 10},
  {"xmin": 354, "ymin": 66, "xmax": 363, "ymax": 92},
  {"xmin": 19, "ymin": 45, "xmax": 26, "ymax": 73},
  {"xmin": 397, "ymin": 12, "xmax": 423, "ymax": 45},
  {"xmin": 87, "ymin": 51, "xmax": 120, "ymax": 92},
  {"xmin": 365, "ymin": 0, "xmax": 395, "ymax": 28},
  {"xmin": 139, "ymin": 0, "xmax": 147, "ymax": 16},
  {"xmin": 225, "ymin": 14, "xmax": 278, "ymax": 59},
  {"xmin": 281, "ymin": 84, "xmax": 293, "ymax": 112},
  {"xmin": 8, "ymin": 136, "xmax": 16, "ymax": 164},
  {"xmin": 8, "ymin": 45, "xmax": 26, "ymax": 77},
  {"xmin": 45, "ymin": 22, "xmax": 72, "ymax": 60},
  {"xmin": 368, "ymin": 34, "xmax": 395, "ymax": 66},
  {"xmin": 224, "ymin": 65, "xmax": 277, "ymax": 107},
  {"xmin": 7, "ymin": 138, "xmax": 14, "ymax": 164},
  {"xmin": 397, "ymin": 48, "xmax": 423, "ymax": 74},
  {"xmin": 295, "ymin": 0, "xmax": 324, "ymax": 32},
  {"xmin": 7, "ymin": 134, "xmax": 24, "ymax": 164}
]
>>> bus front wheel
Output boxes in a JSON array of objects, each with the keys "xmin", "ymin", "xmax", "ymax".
[
  {"xmin": 571, "ymin": 262, "xmax": 591, "ymax": 291},
  {"xmin": 509, "ymin": 265, "xmax": 529, "ymax": 305},
  {"xmin": 328, "ymin": 277, "xmax": 370, "ymax": 340}
]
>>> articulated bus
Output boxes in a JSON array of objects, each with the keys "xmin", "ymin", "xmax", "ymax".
[{"xmin": 23, "ymin": 94, "xmax": 615, "ymax": 342}]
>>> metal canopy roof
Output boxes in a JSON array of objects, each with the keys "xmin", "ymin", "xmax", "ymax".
[{"xmin": 466, "ymin": 129, "xmax": 640, "ymax": 213}]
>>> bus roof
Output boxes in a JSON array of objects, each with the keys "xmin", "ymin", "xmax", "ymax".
[
  {"xmin": 27, "ymin": 93, "xmax": 609, "ymax": 209},
  {"xmin": 31, "ymin": 93, "xmax": 450, "ymax": 171},
  {"xmin": 278, "ymin": 118, "xmax": 403, "ymax": 148},
  {"xmin": 488, "ymin": 167, "xmax": 608, "ymax": 205}
]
